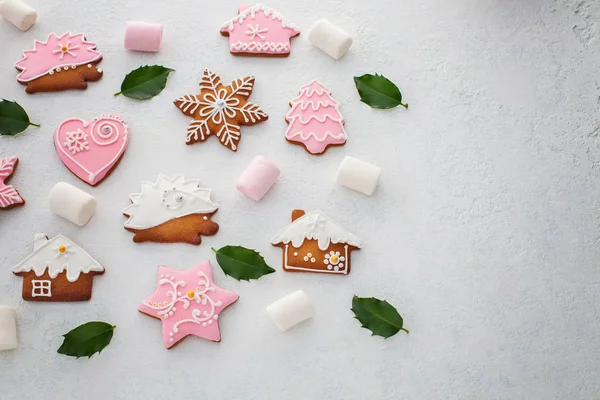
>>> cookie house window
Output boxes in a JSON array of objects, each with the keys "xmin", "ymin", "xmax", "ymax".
[{"xmin": 31, "ymin": 280, "xmax": 52, "ymax": 297}]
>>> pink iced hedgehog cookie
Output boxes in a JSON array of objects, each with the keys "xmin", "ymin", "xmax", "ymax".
[
  {"xmin": 139, "ymin": 261, "xmax": 239, "ymax": 349},
  {"xmin": 220, "ymin": 4, "xmax": 300, "ymax": 57},
  {"xmin": 15, "ymin": 32, "xmax": 104, "ymax": 94},
  {"xmin": 285, "ymin": 81, "xmax": 348, "ymax": 155}
]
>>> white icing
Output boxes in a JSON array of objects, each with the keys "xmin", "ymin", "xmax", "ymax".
[
  {"xmin": 31, "ymin": 280, "xmax": 52, "ymax": 297},
  {"xmin": 230, "ymin": 41, "xmax": 290, "ymax": 53},
  {"xmin": 271, "ymin": 209, "xmax": 362, "ymax": 251},
  {"xmin": 63, "ymin": 129, "xmax": 89, "ymax": 154},
  {"xmin": 123, "ymin": 175, "xmax": 219, "ymax": 230},
  {"xmin": 245, "ymin": 24, "xmax": 268, "ymax": 40},
  {"xmin": 221, "ymin": 3, "xmax": 300, "ymax": 32},
  {"xmin": 12, "ymin": 234, "xmax": 105, "ymax": 283}
]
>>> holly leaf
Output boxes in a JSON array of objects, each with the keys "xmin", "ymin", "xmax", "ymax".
[
  {"xmin": 351, "ymin": 296, "xmax": 408, "ymax": 338},
  {"xmin": 212, "ymin": 246, "xmax": 275, "ymax": 281},
  {"xmin": 115, "ymin": 65, "xmax": 175, "ymax": 100},
  {"xmin": 57, "ymin": 321, "xmax": 116, "ymax": 358},
  {"xmin": 353, "ymin": 74, "xmax": 408, "ymax": 109},
  {"xmin": 0, "ymin": 99, "xmax": 40, "ymax": 136}
]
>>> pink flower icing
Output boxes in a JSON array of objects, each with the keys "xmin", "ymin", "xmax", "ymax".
[
  {"xmin": 220, "ymin": 4, "xmax": 300, "ymax": 55},
  {"xmin": 139, "ymin": 261, "xmax": 239, "ymax": 349},
  {"xmin": 285, "ymin": 81, "xmax": 348, "ymax": 154},
  {"xmin": 54, "ymin": 115, "xmax": 129, "ymax": 186},
  {"xmin": 15, "ymin": 32, "xmax": 103, "ymax": 82}
]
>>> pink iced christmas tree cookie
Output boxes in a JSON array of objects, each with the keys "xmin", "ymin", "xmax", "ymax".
[
  {"xmin": 0, "ymin": 156, "xmax": 25, "ymax": 210},
  {"xmin": 139, "ymin": 261, "xmax": 239, "ymax": 349},
  {"xmin": 220, "ymin": 4, "xmax": 300, "ymax": 57},
  {"xmin": 15, "ymin": 32, "xmax": 104, "ymax": 94},
  {"xmin": 285, "ymin": 81, "xmax": 348, "ymax": 155},
  {"xmin": 54, "ymin": 114, "xmax": 129, "ymax": 186}
]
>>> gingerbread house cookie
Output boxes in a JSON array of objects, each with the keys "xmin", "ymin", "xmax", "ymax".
[
  {"xmin": 12, "ymin": 234, "xmax": 105, "ymax": 302},
  {"xmin": 15, "ymin": 32, "xmax": 103, "ymax": 94},
  {"xmin": 220, "ymin": 4, "xmax": 300, "ymax": 57},
  {"xmin": 271, "ymin": 209, "xmax": 362, "ymax": 275}
]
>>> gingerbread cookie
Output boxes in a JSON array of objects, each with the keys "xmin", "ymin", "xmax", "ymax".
[
  {"xmin": 220, "ymin": 4, "xmax": 300, "ymax": 57},
  {"xmin": 271, "ymin": 209, "xmax": 362, "ymax": 275},
  {"xmin": 139, "ymin": 261, "xmax": 239, "ymax": 349},
  {"xmin": 54, "ymin": 114, "xmax": 129, "ymax": 186},
  {"xmin": 0, "ymin": 156, "xmax": 25, "ymax": 210},
  {"xmin": 12, "ymin": 234, "xmax": 105, "ymax": 302},
  {"xmin": 123, "ymin": 175, "xmax": 219, "ymax": 245},
  {"xmin": 15, "ymin": 32, "xmax": 103, "ymax": 94},
  {"xmin": 174, "ymin": 68, "xmax": 268, "ymax": 151},
  {"xmin": 285, "ymin": 81, "xmax": 348, "ymax": 155}
]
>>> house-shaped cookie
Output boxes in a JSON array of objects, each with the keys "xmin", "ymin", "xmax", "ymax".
[
  {"xmin": 220, "ymin": 4, "xmax": 301, "ymax": 56},
  {"xmin": 13, "ymin": 234, "xmax": 104, "ymax": 302},
  {"xmin": 271, "ymin": 209, "xmax": 362, "ymax": 275}
]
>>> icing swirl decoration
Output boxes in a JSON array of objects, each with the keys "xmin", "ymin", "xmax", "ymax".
[
  {"xmin": 90, "ymin": 119, "xmax": 120, "ymax": 146},
  {"xmin": 138, "ymin": 261, "xmax": 239, "ymax": 349}
]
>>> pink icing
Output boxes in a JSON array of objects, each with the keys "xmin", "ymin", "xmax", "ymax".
[
  {"xmin": 0, "ymin": 156, "xmax": 24, "ymax": 208},
  {"xmin": 54, "ymin": 115, "xmax": 129, "ymax": 186},
  {"xmin": 236, "ymin": 155, "xmax": 280, "ymax": 201},
  {"xmin": 285, "ymin": 81, "xmax": 348, "ymax": 154},
  {"xmin": 138, "ymin": 261, "xmax": 239, "ymax": 349},
  {"xmin": 16, "ymin": 32, "xmax": 103, "ymax": 82},
  {"xmin": 220, "ymin": 4, "xmax": 300, "ymax": 55}
]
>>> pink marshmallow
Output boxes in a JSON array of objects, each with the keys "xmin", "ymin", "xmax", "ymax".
[
  {"xmin": 236, "ymin": 156, "xmax": 280, "ymax": 201},
  {"xmin": 124, "ymin": 21, "xmax": 163, "ymax": 52}
]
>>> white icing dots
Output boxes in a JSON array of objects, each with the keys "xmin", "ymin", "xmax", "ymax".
[{"xmin": 87, "ymin": 64, "xmax": 92, "ymax": 68}]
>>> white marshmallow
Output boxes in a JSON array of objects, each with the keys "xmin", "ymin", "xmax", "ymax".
[
  {"xmin": 0, "ymin": 0, "xmax": 37, "ymax": 31},
  {"xmin": 336, "ymin": 156, "xmax": 382, "ymax": 196},
  {"xmin": 0, "ymin": 306, "xmax": 17, "ymax": 351},
  {"xmin": 307, "ymin": 19, "xmax": 353, "ymax": 60},
  {"xmin": 266, "ymin": 290, "xmax": 314, "ymax": 331},
  {"xmin": 48, "ymin": 182, "xmax": 97, "ymax": 227}
]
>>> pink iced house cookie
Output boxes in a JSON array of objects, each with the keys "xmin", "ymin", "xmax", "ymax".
[
  {"xmin": 139, "ymin": 261, "xmax": 239, "ymax": 349},
  {"xmin": 285, "ymin": 81, "xmax": 348, "ymax": 155},
  {"xmin": 15, "ymin": 32, "xmax": 104, "ymax": 94},
  {"xmin": 54, "ymin": 114, "xmax": 129, "ymax": 186},
  {"xmin": 220, "ymin": 4, "xmax": 300, "ymax": 57}
]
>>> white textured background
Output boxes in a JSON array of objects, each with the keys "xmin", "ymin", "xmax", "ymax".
[{"xmin": 1, "ymin": 0, "xmax": 599, "ymax": 398}]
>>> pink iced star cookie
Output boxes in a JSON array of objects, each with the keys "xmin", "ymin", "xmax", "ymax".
[{"xmin": 138, "ymin": 261, "xmax": 239, "ymax": 349}]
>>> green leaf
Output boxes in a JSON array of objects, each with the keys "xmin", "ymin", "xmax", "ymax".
[
  {"xmin": 351, "ymin": 296, "xmax": 408, "ymax": 338},
  {"xmin": 0, "ymin": 99, "xmax": 40, "ymax": 136},
  {"xmin": 114, "ymin": 65, "xmax": 175, "ymax": 100},
  {"xmin": 57, "ymin": 321, "xmax": 115, "ymax": 358},
  {"xmin": 212, "ymin": 245, "xmax": 275, "ymax": 281},
  {"xmin": 353, "ymin": 74, "xmax": 408, "ymax": 109}
]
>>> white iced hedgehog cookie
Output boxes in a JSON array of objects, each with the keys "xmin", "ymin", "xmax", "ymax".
[{"xmin": 123, "ymin": 175, "xmax": 219, "ymax": 245}]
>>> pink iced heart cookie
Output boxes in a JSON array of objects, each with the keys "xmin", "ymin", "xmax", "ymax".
[{"xmin": 54, "ymin": 115, "xmax": 129, "ymax": 186}]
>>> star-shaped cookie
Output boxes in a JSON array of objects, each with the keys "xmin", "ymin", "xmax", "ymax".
[
  {"xmin": 138, "ymin": 261, "xmax": 239, "ymax": 349},
  {"xmin": 174, "ymin": 69, "xmax": 269, "ymax": 151}
]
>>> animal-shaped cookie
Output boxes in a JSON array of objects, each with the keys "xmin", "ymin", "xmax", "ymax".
[{"xmin": 15, "ymin": 32, "xmax": 103, "ymax": 94}]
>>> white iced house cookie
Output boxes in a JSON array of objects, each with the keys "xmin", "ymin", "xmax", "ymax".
[{"xmin": 12, "ymin": 234, "xmax": 105, "ymax": 302}]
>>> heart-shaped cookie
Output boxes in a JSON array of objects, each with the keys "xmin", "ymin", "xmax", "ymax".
[{"xmin": 54, "ymin": 115, "xmax": 129, "ymax": 186}]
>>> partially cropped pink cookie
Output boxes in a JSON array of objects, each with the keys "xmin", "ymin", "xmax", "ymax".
[
  {"xmin": 236, "ymin": 155, "xmax": 280, "ymax": 201},
  {"xmin": 139, "ymin": 261, "xmax": 239, "ymax": 349}
]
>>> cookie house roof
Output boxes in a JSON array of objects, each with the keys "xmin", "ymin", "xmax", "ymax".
[
  {"xmin": 220, "ymin": 3, "xmax": 300, "ymax": 33},
  {"xmin": 271, "ymin": 209, "xmax": 363, "ymax": 251},
  {"xmin": 13, "ymin": 234, "xmax": 104, "ymax": 282}
]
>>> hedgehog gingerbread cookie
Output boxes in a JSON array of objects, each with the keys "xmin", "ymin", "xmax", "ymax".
[
  {"xmin": 123, "ymin": 175, "xmax": 219, "ymax": 245},
  {"xmin": 15, "ymin": 32, "xmax": 104, "ymax": 94}
]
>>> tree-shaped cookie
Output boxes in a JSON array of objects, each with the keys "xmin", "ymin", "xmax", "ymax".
[
  {"xmin": 285, "ymin": 81, "xmax": 347, "ymax": 155},
  {"xmin": 174, "ymin": 69, "xmax": 268, "ymax": 152},
  {"xmin": 0, "ymin": 156, "xmax": 25, "ymax": 209}
]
